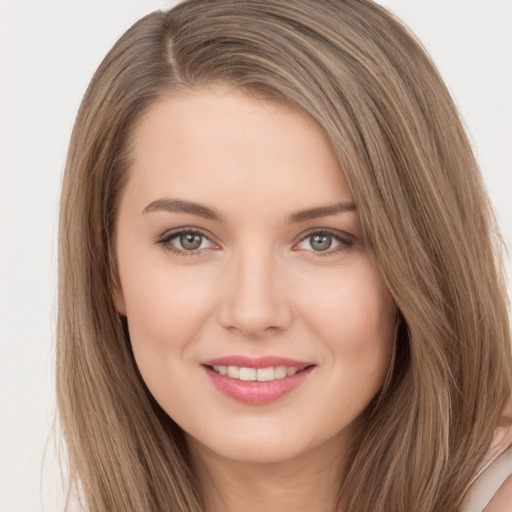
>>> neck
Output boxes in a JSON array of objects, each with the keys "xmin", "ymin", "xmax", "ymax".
[{"xmin": 188, "ymin": 434, "xmax": 349, "ymax": 512}]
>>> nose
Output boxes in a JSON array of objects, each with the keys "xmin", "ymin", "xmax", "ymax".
[{"xmin": 217, "ymin": 247, "xmax": 293, "ymax": 338}]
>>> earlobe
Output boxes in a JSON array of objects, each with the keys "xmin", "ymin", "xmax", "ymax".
[{"xmin": 111, "ymin": 273, "xmax": 127, "ymax": 316}]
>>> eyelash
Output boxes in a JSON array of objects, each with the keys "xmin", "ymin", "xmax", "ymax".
[
  {"xmin": 155, "ymin": 228, "xmax": 355, "ymax": 258},
  {"xmin": 156, "ymin": 228, "xmax": 217, "ymax": 257},
  {"xmin": 295, "ymin": 229, "xmax": 355, "ymax": 257}
]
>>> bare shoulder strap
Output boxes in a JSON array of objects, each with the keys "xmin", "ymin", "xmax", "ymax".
[{"xmin": 459, "ymin": 446, "xmax": 512, "ymax": 512}]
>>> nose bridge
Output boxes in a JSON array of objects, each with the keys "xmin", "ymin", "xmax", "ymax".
[{"xmin": 218, "ymin": 242, "xmax": 291, "ymax": 336}]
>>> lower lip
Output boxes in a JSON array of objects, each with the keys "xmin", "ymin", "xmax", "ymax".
[{"xmin": 203, "ymin": 366, "xmax": 314, "ymax": 405}]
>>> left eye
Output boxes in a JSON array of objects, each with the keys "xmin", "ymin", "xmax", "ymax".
[
  {"xmin": 176, "ymin": 232, "xmax": 207, "ymax": 251},
  {"xmin": 295, "ymin": 231, "xmax": 349, "ymax": 253}
]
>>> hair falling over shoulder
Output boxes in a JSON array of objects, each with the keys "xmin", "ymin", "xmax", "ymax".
[{"xmin": 57, "ymin": 1, "xmax": 512, "ymax": 510}]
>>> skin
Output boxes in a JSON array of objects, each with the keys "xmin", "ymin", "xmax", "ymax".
[
  {"xmin": 113, "ymin": 86, "xmax": 396, "ymax": 511},
  {"xmin": 484, "ymin": 476, "xmax": 512, "ymax": 511}
]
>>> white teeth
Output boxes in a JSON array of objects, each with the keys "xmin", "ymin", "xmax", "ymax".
[
  {"xmin": 212, "ymin": 365, "xmax": 305, "ymax": 381},
  {"xmin": 256, "ymin": 367, "xmax": 274, "ymax": 382},
  {"xmin": 227, "ymin": 366, "xmax": 240, "ymax": 378},
  {"xmin": 239, "ymin": 367, "xmax": 257, "ymax": 381},
  {"xmin": 275, "ymin": 366, "xmax": 287, "ymax": 379},
  {"xmin": 286, "ymin": 367, "xmax": 299, "ymax": 376}
]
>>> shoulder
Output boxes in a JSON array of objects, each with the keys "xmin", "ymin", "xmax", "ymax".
[
  {"xmin": 460, "ymin": 442, "xmax": 512, "ymax": 512},
  {"xmin": 483, "ymin": 475, "xmax": 512, "ymax": 512}
]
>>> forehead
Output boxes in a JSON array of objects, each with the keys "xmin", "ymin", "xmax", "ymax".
[{"xmin": 123, "ymin": 86, "xmax": 353, "ymax": 218}]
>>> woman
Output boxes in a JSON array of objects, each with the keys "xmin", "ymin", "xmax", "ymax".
[{"xmin": 57, "ymin": 0, "xmax": 512, "ymax": 510}]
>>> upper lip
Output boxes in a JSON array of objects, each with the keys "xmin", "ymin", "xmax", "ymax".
[{"xmin": 202, "ymin": 355, "xmax": 314, "ymax": 369}]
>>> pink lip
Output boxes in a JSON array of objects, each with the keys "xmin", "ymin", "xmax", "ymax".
[
  {"xmin": 201, "ymin": 355, "xmax": 315, "ymax": 405},
  {"xmin": 202, "ymin": 355, "xmax": 312, "ymax": 369}
]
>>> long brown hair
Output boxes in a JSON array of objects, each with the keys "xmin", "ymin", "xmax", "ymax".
[{"xmin": 57, "ymin": 1, "xmax": 512, "ymax": 510}]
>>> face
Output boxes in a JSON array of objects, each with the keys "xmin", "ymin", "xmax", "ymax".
[{"xmin": 113, "ymin": 86, "xmax": 396, "ymax": 466}]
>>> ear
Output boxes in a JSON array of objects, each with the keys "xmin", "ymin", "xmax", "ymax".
[{"xmin": 111, "ymin": 273, "xmax": 127, "ymax": 316}]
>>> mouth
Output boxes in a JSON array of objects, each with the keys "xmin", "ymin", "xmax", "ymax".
[
  {"xmin": 205, "ymin": 364, "xmax": 311, "ymax": 382},
  {"xmin": 201, "ymin": 356, "xmax": 316, "ymax": 405}
]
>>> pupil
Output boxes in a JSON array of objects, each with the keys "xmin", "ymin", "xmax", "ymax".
[
  {"xmin": 180, "ymin": 233, "xmax": 202, "ymax": 250},
  {"xmin": 311, "ymin": 233, "xmax": 331, "ymax": 251}
]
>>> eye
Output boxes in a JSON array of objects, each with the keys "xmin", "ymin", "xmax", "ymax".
[
  {"xmin": 305, "ymin": 233, "xmax": 334, "ymax": 252},
  {"xmin": 177, "ymin": 232, "xmax": 206, "ymax": 251},
  {"xmin": 157, "ymin": 229, "xmax": 217, "ymax": 255},
  {"xmin": 294, "ymin": 230, "xmax": 354, "ymax": 255}
]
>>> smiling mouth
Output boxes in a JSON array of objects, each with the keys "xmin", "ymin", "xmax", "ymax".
[
  {"xmin": 202, "ymin": 361, "xmax": 316, "ymax": 405},
  {"xmin": 205, "ymin": 364, "xmax": 312, "ymax": 382}
]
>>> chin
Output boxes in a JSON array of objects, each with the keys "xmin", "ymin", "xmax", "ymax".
[
  {"xmin": 195, "ymin": 438, "xmax": 309, "ymax": 466},
  {"xmin": 186, "ymin": 418, "xmax": 346, "ymax": 467}
]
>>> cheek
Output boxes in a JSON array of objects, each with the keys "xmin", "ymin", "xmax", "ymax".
[
  {"xmin": 299, "ymin": 260, "xmax": 396, "ymax": 373},
  {"xmin": 114, "ymin": 223, "xmax": 220, "ymax": 371},
  {"xmin": 120, "ymin": 264, "xmax": 220, "ymax": 411},
  {"xmin": 121, "ymin": 262, "xmax": 218, "ymax": 353},
  {"xmin": 308, "ymin": 269, "xmax": 396, "ymax": 431}
]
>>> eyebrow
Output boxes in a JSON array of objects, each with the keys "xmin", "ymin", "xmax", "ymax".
[
  {"xmin": 142, "ymin": 198, "xmax": 224, "ymax": 221},
  {"xmin": 142, "ymin": 198, "xmax": 356, "ymax": 223},
  {"xmin": 287, "ymin": 201, "xmax": 356, "ymax": 223}
]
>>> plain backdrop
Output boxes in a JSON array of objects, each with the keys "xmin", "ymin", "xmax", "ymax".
[{"xmin": 0, "ymin": 1, "xmax": 511, "ymax": 511}]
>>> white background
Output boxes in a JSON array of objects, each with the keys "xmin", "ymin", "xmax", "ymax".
[{"xmin": 0, "ymin": 1, "xmax": 511, "ymax": 511}]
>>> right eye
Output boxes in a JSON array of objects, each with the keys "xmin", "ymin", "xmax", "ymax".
[{"xmin": 157, "ymin": 229, "xmax": 217, "ymax": 256}]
